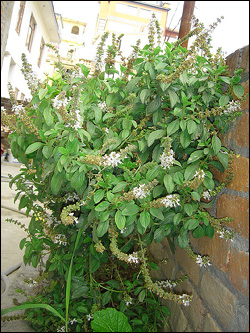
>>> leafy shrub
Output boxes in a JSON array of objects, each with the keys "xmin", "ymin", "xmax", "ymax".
[{"xmin": 1, "ymin": 15, "xmax": 246, "ymax": 332}]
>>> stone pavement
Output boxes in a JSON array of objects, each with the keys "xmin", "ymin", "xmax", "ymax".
[{"xmin": 1, "ymin": 161, "xmax": 36, "ymax": 332}]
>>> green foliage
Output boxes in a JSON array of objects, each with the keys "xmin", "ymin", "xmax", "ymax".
[{"xmin": 1, "ymin": 14, "xmax": 244, "ymax": 332}]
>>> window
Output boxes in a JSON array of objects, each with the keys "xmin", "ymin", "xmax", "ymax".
[
  {"xmin": 15, "ymin": 87, "xmax": 19, "ymax": 100},
  {"xmin": 26, "ymin": 14, "xmax": 36, "ymax": 52},
  {"xmin": 37, "ymin": 38, "xmax": 45, "ymax": 67},
  {"xmin": 97, "ymin": 18, "xmax": 107, "ymax": 35},
  {"xmin": 16, "ymin": 1, "xmax": 26, "ymax": 35},
  {"xmin": 71, "ymin": 26, "xmax": 79, "ymax": 35},
  {"xmin": 116, "ymin": 3, "xmax": 138, "ymax": 16}
]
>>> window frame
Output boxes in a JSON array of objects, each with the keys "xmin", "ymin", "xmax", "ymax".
[
  {"xmin": 26, "ymin": 13, "xmax": 37, "ymax": 52},
  {"xmin": 15, "ymin": 1, "xmax": 26, "ymax": 35}
]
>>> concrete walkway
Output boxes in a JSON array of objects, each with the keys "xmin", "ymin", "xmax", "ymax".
[{"xmin": 1, "ymin": 161, "xmax": 36, "ymax": 332}]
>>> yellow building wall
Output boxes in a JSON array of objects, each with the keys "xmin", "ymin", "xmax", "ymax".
[{"xmin": 97, "ymin": 1, "xmax": 169, "ymax": 35}]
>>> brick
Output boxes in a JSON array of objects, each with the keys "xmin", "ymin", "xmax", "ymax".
[
  {"xmin": 161, "ymin": 257, "xmax": 179, "ymax": 280},
  {"xmin": 234, "ymin": 110, "xmax": 249, "ymax": 148},
  {"xmin": 204, "ymin": 314, "xmax": 222, "ymax": 332},
  {"xmin": 216, "ymin": 194, "xmax": 249, "ymax": 238},
  {"xmin": 174, "ymin": 246, "xmax": 200, "ymax": 286},
  {"xmin": 226, "ymin": 49, "xmax": 241, "ymax": 76},
  {"xmin": 201, "ymin": 272, "xmax": 237, "ymax": 329},
  {"xmin": 228, "ymin": 248, "xmax": 249, "ymax": 296},
  {"xmin": 239, "ymin": 81, "xmax": 249, "ymax": 111},
  {"xmin": 190, "ymin": 232, "xmax": 230, "ymax": 273},
  {"xmin": 241, "ymin": 45, "xmax": 249, "ymax": 75},
  {"xmin": 174, "ymin": 279, "xmax": 206, "ymax": 332},
  {"xmin": 211, "ymin": 155, "xmax": 249, "ymax": 192},
  {"xmin": 163, "ymin": 300, "xmax": 192, "ymax": 332},
  {"xmin": 149, "ymin": 240, "xmax": 168, "ymax": 261}
]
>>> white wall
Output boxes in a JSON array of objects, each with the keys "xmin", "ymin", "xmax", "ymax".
[{"xmin": 1, "ymin": 1, "xmax": 58, "ymax": 100}]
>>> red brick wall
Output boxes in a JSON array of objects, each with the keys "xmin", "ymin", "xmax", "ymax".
[{"xmin": 149, "ymin": 45, "xmax": 249, "ymax": 332}]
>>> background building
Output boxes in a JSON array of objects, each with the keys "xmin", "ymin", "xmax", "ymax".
[
  {"xmin": 93, "ymin": 1, "xmax": 177, "ymax": 57},
  {"xmin": 44, "ymin": 14, "xmax": 95, "ymax": 77},
  {"xmin": 1, "ymin": 1, "xmax": 60, "ymax": 101}
]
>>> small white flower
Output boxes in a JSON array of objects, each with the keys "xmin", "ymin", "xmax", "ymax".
[
  {"xmin": 155, "ymin": 280, "xmax": 176, "ymax": 289},
  {"xmin": 160, "ymin": 149, "xmax": 175, "ymax": 169},
  {"xmin": 12, "ymin": 104, "xmax": 25, "ymax": 114},
  {"xmin": 133, "ymin": 184, "xmax": 149, "ymax": 199},
  {"xmin": 202, "ymin": 191, "xmax": 211, "ymax": 200},
  {"xmin": 125, "ymin": 296, "xmax": 133, "ymax": 306},
  {"xmin": 179, "ymin": 294, "xmax": 190, "ymax": 306},
  {"xmin": 53, "ymin": 95, "xmax": 70, "ymax": 109},
  {"xmin": 98, "ymin": 101, "xmax": 108, "ymax": 112},
  {"xmin": 57, "ymin": 325, "xmax": 66, "ymax": 332},
  {"xmin": 103, "ymin": 152, "xmax": 122, "ymax": 167},
  {"xmin": 69, "ymin": 318, "xmax": 78, "ymax": 325},
  {"xmin": 120, "ymin": 228, "xmax": 127, "ymax": 234},
  {"xmin": 86, "ymin": 314, "xmax": 93, "ymax": 321},
  {"xmin": 194, "ymin": 169, "xmax": 205, "ymax": 180},
  {"xmin": 127, "ymin": 252, "xmax": 140, "ymax": 264},
  {"xmin": 160, "ymin": 194, "xmax": 181, "ymax": 208},
  {"xmin": 224, "ymin": 100, "xmax": 241, "ymax": 114},
  {"xmin": 195, "ymin": 255, "xmax": 211, "ymax": 267}
]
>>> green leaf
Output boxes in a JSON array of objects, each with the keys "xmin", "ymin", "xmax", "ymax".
[
  {"xmin": 122, "ymin": 203, "xmax": 140, "ymax": 216},
  {"xmin": 192, "ymin": 225, "xmax": 204, "ymax": 238},
  {"xmin": 178, "ymin": 233, "xmax": 189, "ymax": 249},
  {"xmin": 97, "ymin": 220, "xmax": 109, "ymax": 237},
  {"xmin": 19, "ymin": 238, "xmax": 26, "ymax": 250},
  {"xmin": 233, "ymin": 84, "xmax": 244, "ymax": 98},
  {"xmin": 184, "ymin": 203, "xmax": 194, "ymax": 216},
  {"xmin": 191, "ymin": 191, "xmax": 200, "ymax": 201},
  {"xmin": 167, "ymin": 119, "xmax": 179, "ymax": 136},
  {"xmin": 147, "ymin": 130, "xmax": 166, "ymax": 147},
  {"xmin": 102, "ymin": 291, "xmax": 111, "ymax": 306},
  {"xmin": 161, "ymin": 305, "xmax": 171, "ymax": 316},
  {"xmin": 184, "ymin": 219, "xmax": 199, "ymax": 230},
  {"xmin": 187, "ymin": 120, "xmax": 197, "ymax": 134},
  {"xmin": 138, "ymin": 289, "xmax": 146, "ymax": 302},
  {"xmin": 25, "ymin": 142, "xmax": 43, "ymax": 155},
  {"xmin": 79, "ymin": 64, "xmax": 90, "ymax": 77},
  {"xmin": 51, "ymin": 170, "xmax": 65, "ymax": 195},
  {"xmin": 94, "ymin": 189, "xmax": 105, "ymax": 203},
  {"xmin": 78, "ymin": 129, "xmax": 91, "ymax": 142},
  {"xmin": 173, "ymin": 213, "xmax": 182, "ymax": 226},
  {"xmin": 184, "ymin": 163, "xmax": 199, "ymax": 181},
  {"xmin": 217, "ymin": 151, "xmax": 228, "ymax": 169},
  {"xmin": 187, "ymin": 150, "xmax": 204, "ymax": 164},
  {"xmin": 212, "ymin": 135, "xmax": 221, "ymax": 155},
  {"xmin": 44, "ymin": 106, "xmax": 54, "ymax": 126},
  {"xmin": 127, "ymin": 77, "xmax": 140, "ymax": 92},
  {"xmin": 146, "ymin": 165, "xmax": 160, "ymax": 181},
  {"xmin": 168, "ymin": 89, "xmax": 179, "ymax": 108},
  {"xmin": 115, "ymin": 210, "xmax": 126, "ymax": 230},
  {"xmin": 150, "ymin": 207, "xmax": 164, "ymax": 220},
  {"xmin": 95, "ymin": 201, "xmax": 110, "ymax": 212},
  {"xmin": 139, "ymin": 210, "xmax": 151, "ymax": 228},
  {"xmin": 147, "ymin": 96, "xmax": 161, "ymax": 113},
  {"xmin": 1, "ymin": 304, "xmax": 66, "ymax": 322},
  {"xmin": 164, "ymin": 174, "xmax": 174, "ymax": 193},
  {"xmin": 91, "ymin": 308, "xmax": 132, "ymax": 332},
  {"xmin": 140, "ymin": 89, "xmax": 151, "ymax": 104},
  {"xmin": 173, "ymin": 171, "xmax": 183, "ymax": 185},
  {"xmin": 38, "ymin": 88, "xmax": 47, "ymax": 100},
  {"xmin": 180, "ymin": 130, "xmax": 191, "ymax": 148},
  {"xmin": 112, "ymin": 182, "xmax": 127, "ymax": 193},
  {"xmin": 219, "ymin": 95, "xmax": 230, "ymax": 107}
]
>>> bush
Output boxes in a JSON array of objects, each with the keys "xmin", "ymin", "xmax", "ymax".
[{"xmin": 1, "ymin": 15, "xmax": 246, "ymax": 332}]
